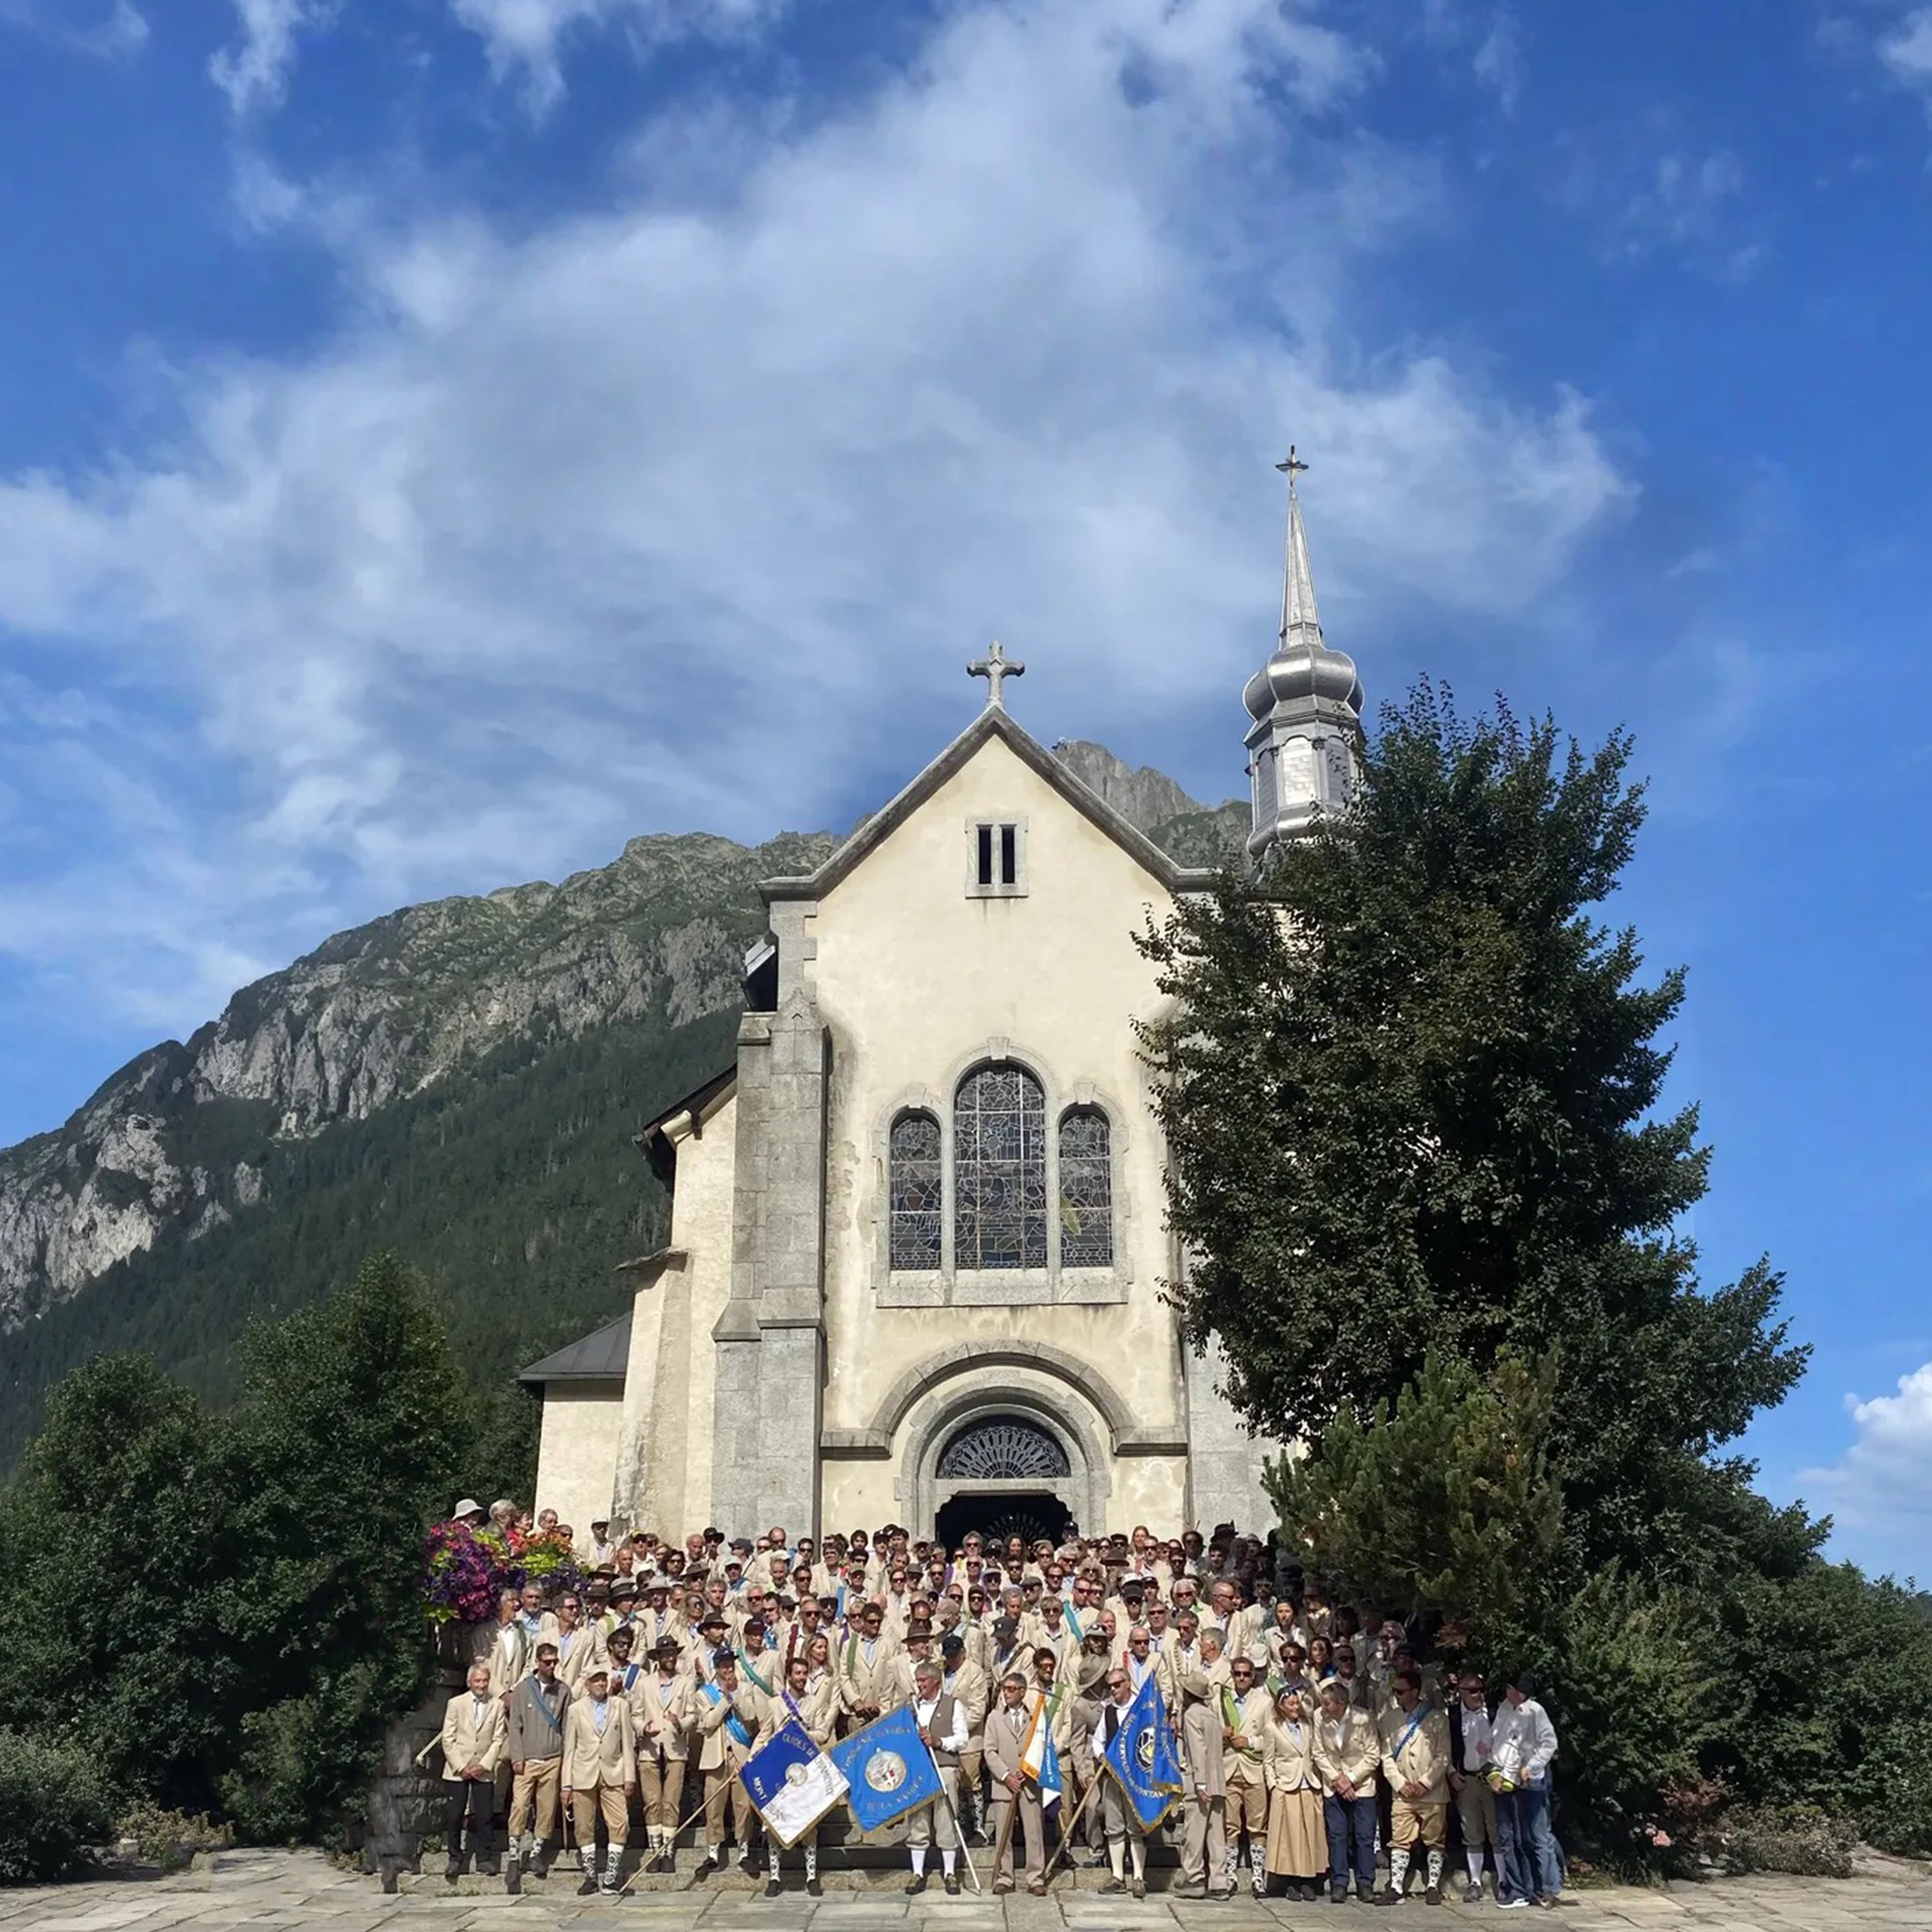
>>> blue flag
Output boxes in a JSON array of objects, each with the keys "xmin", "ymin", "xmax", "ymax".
[
  {"xmin": 1101, "ymin": 1676, "xmax": 1185, "ymax": 1832},
  {"xmin": 830, "ymin": 1703, "xmax": 943, "ymax": 1832},
  {"xmin": 740, "ymin": 1717, "xmax": 849, "ymax": 1848}
]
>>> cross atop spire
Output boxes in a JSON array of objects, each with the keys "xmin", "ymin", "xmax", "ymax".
[
  {"xmin": 1275, "ymin": 445, "xmax": 1322, "ymax": 649},
  {"xmin": 969, "ymin": 640, "xmax": 1025, "ymax": 710}
]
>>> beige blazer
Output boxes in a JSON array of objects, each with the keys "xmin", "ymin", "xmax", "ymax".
[
  {"xmin": 480, "ymin": 1620, "xmax": 532, "ymax": 1699},
  {"xmin": 1180, "ymin": 1696, "xmax": 1226, "ymax": 1798},
  {"xmin": 1222, "ymin": 1685, "xmax": 1274, "ymax": 1786},
  {"xmin": 629, "ymin": 1669, "xmax": 694, "ymax": 1763},
  {"xmin": 1263, "ymin": 1713, "xmax": 1321, "ymax": 1793},
  {"xmin": 945, "ymin": 1659, "xmax": 990, "ymax": 1736},
  {"xmin": 542, "ymin": 1619, "xmax": 605, "ymax": 1694},
  {"xmin": 1312, "ymin": 1707, "xmax": 1381, "ymax": 1792},
  {"xmin": 835, "ymin": 1631, "xmax": 902, "ymax": 1719},
  {"xmin": 1380, "ymin": 1702, "xmax": 1452, "ymax": 1805},
  {"xmin": 439, "ymin": 1690, "xmax": 508, "ymax": 1783},
  {"xmin": 693, "ymin": 1681, "xmax": 764, "ymax": 1772},
  {"xmin": 981, "ymin": 1700, "xmax": 1032, "ymax": 1787},
  {"xmin": 560, "ymin": 1695, "xmax": 635, "ymax": 1790}
]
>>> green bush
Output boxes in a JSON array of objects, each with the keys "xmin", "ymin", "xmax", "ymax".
[
  {"xmin": 0, "ymin": 1728, "xmax": 115, "ymax": 1884},
  {"xmin": 1862, "ymin": 1716, "xmax": 1932, "ymax": 1859},
  {"xmin": 1510, "ymin": 1571, "xmax": 1720, "ymax": 1867},
  {"xmin": 1707, "ymin": 1807, "xmax": 1852, "ymax": 1879},
  {"xmin": 114, "ymin": 1800, "xmax": 230, "ymax": 1871}
]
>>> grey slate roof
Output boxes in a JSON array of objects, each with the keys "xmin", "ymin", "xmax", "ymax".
[{"xmin": 518, "ymin": 1311, "xmax": 632, "ymax": 1385}]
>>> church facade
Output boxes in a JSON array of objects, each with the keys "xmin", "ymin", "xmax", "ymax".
[{"xmin": 522, "ymin": 465, "xmax": 1364, "ymax": 1545}]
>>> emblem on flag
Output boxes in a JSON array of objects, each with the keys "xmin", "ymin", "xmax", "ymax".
[
  {"xmin": 740, "ymin": 1717, "xmax": 849, "ymax": 1847},
  {"xmin": 1101, "ymin": 1677, "xmax": 1185, "ymax": 1832},
  {"xmin": 830, "ymin": 1704, "xmax": 943, "ymax": 1832}
]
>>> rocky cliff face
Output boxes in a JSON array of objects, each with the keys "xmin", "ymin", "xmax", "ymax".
[{"xmin": 0, "ymin": 744, "xmax": 1243, "ymax": 1336}]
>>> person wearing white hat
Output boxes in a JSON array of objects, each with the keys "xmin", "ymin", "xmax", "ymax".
[{"xmin": 452, "ymin": 1498, "xmax": 488, "ymax": 1526}]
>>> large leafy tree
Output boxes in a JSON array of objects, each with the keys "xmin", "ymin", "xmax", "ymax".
[
  {"xmin": 1138, "ymin": 681, "xmax": 1807, "ymax": 1579},
  {"xmin": 0, "ymin": 1252, "xmax": 490, "ymax": 1837}
]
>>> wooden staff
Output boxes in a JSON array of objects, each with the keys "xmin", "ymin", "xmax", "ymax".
[
  {"xmin": 1046, "ymin": 1773, "xmax": 1104, "ymax": 1886},
  {"xmin": 990, "ymin": 1775, "xmax": 1021, "ymax": 1886}
]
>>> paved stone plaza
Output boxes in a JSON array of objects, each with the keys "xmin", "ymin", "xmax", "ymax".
[{"xmin": 3, "ymin": 1850, "xmax": 1930, "ymax": 1932}]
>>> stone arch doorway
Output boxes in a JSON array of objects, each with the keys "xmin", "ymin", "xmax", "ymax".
[{"xmin": 929, "ymin": 1413, "xmax": 1075, "ymax": 1547}]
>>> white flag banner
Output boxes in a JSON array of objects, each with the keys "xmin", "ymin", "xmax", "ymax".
[{"xmin": 740, "ymin": 1716, "xmax": 850, "ymax": 1847}]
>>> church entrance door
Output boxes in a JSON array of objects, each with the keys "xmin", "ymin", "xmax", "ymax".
[
  {"xmin": 935, "ymin": 1491, "xmax": 1070, "ymax": 1551},
  {"xmin": 930, "ymin": 1414, "xmax": 1075, "ymax": 1549}
]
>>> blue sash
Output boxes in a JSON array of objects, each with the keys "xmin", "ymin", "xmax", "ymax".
[
  {"xmin": 1394, "ymin": 1702, "xmax": 1432, "ymax": 1760},
  {"xmin": 700, "ymin": 1678, "xmax": 753, "ymax": 1750}
]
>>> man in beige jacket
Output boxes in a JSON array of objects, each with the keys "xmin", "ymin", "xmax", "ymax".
[
  {"xmin": 560, "ymin": 1665, "xmax": 636, "ymax": 1895},
  {"xmin": 1313, "ymin": 1679, "xmax": 1380, "ymax": 1903},
  {"xmin": 1220, "ymin": 1653, "xmax": 1274, "ymax": 1897},
  {"xmin": 1175, "ymin": 1662, "xmax": 1233, "ymax": 1900},
  {"xmin": 440, "ymin": 1663, "xmax": 508, "ymax": 1879},
  {"xmin": 1379, "ymin": 1664, "xmax": 1452, "ymax": 1903},
  {"xmin": 629, "ymin": 1637, "xmax": 693, "ymax": 1873}
]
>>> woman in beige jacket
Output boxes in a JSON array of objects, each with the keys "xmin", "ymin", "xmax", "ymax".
[{"xmin": 1262, "ymin": 1686, "xmax": 1326, "ymax": 1900}]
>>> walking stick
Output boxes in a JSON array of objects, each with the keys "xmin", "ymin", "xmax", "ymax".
[{"xmin": 990, "ymin": 1775, "xmax": 1021, "ymax": 1888}]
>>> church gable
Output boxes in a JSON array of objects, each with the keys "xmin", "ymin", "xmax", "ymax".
[{"xmin": 759, "ymin": 705, "xmax": 1215, "ymax": 909}]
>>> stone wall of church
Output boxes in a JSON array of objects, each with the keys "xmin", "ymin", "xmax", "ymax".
[
  {"xmin": 614, "ymin": 1090, "xmax": 738, "ymax": 1533},
  {"xmin": 531, "ymin": 1379, "xmax": 624, "ymax": 1531}
]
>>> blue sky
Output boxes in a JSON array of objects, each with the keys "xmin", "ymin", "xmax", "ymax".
[{"xmin": 1, "ymin": 0, "xmax": 1929, "ymax": 1575}]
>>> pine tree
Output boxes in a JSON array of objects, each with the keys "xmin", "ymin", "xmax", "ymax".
[{"xmin": 1138, "ymin": 680, "xmax": 1807, "ymax": 1581}]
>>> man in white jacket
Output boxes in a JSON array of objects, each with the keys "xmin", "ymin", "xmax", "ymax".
[{"xmin": 1490, "ymin": 1672, "xmax": 1561, "ymax": 1909}]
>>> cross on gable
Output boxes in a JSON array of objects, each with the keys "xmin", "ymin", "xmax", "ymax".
[{"xmin": 968, "ymin": 640, "xmax": 1026, "ymax": 710}]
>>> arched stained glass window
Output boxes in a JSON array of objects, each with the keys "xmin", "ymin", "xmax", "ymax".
[
  {"xmin": 954, "ymin": 1064, "xmax": 1048, "ymax": 1269},
  {"xmin": 937, "ymin": 1415, "xmax": 1071, "ymax": 1479},
  {"xmin": 1058, "ymin": 1108, "xmax": 1113, "ymax": 1267},
  {"xmin": 888, "ymin": 1112, "xmax": 943, "ymax": 1270}
]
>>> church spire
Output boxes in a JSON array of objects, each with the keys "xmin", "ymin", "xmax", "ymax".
[
  {"xmin": 1242, "ymin": 449, "xmax": 1364, "ymax": 860},
  {"xmin": 1277, "ymin": 447, "xmax": 1322, "ymax": 649}
]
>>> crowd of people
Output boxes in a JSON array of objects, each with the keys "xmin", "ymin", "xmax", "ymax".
[{"xmin": 434, "ymin": 1500, "xmax": 1564, "ymax": 1907}]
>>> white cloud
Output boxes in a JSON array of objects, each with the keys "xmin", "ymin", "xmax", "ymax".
[
  {"xmin": 1799, "ymin": 1361, "xmax": 1932, "ymax": 1579},
  {"xmin": 448, "ymin": 0, "xmax": 786, "ymax": 112},
  {"xmin": 1879, "ymin": 6, "xmax": 1932, "ymax": 97},
  {"xmin": 209, "ymin": 0, "xmax": 331, "ymax": 114},
  {"xmin": 0, "ymin": 0, "xmax": 147, "ymax": 57},
  {"xmin": 1472, "ymin": 12, "xmax": 1524, "ymax": 115},
  {"xmin": 0, "ymin": 0, "xmax": 1630, "ymax": 1046}
]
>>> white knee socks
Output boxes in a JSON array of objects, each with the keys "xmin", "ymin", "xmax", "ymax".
[
  {"xmin": 1108, "ymin": 1838, "xmax": 1125, "ymax": 1880},
  {"xmin": 1390, "ymin": 1847, "xmax": 1411, "ymax": 1893},
  {"xmin": 909, "ymin": 1846, "xmax": 927, "ymax": 1877},
  {"xmin": 1427, "ymin": 1850, "xmax": 1443, "ymax": 1889}
]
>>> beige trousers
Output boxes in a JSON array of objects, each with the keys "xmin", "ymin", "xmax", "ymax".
[
  {"xmin": 1181, "ymin": 1791, "xmax": 1227, "ymax": 1886},
  {"xmin": 638, "ymin": 1755, "xmax": 685, "ymax": 1833},
  {"xmin": 906, "ymin": 1767, "xmax": 960, "ymax": 1849},
  {"xmin": 989, "ymin": 1786, "xmax": 1045, "ymax": 1887},
  {"xmin": 508, "ymin": 1757, "xmax": 562, "ymax": 1846},
  {"xmin": 569, "ymin": 1781, "xmax": 628, "ymax": 1847}
]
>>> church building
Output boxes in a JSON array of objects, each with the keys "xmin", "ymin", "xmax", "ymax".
[{"xmin": 521, "ymin": 460, "xmax": 1364, "ymax": 1545}]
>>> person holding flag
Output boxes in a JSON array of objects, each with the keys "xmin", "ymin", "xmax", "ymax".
[
  {"xmin": 693, "ymin": 1649, "xmax": 763, "ymax": 1876},
  {"xmin": 902, "ymin": 1659, "xmax": 969, "ymax": 1894},
  {"xmin": 982, "ymin": 1671, "xmax": 1046, "ymax": 1896},
  {"xmin": 754, "ymin": 1654, "xmax": 841, "ymax": 1898},
  {"xmin": 1092, "ymin": 1666, "xmax": 1159, "ymax": 1898}
]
